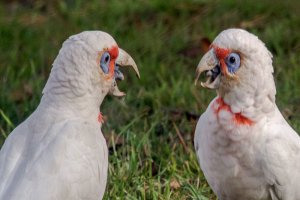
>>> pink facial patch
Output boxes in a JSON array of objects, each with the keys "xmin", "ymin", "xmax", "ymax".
[
  {"xmin": 106, "ymin": 45, "xmax": 119, "ymax": 78},
  {"xmin": 210, "ymin": 44, "xmax": 231, "ymax": 75},
  {"xmin": 108, "ymin": 45, "xmax": 119, "ymax": 59},
  {"xmin": 210, "ymin": 45, "xmax": 230, "ymax": 60},
  {"xmin": 213, "ymin": 97, "xmax": 254, "ymax": 126}
]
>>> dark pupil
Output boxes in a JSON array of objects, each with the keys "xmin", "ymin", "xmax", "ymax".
[
  {"xmin": 229, "ymin": 56, "xmax": 235, "ymax": 64},
  {"xmin": 105, "ymin": 55, "xmax": 109, "ymax": 63}
]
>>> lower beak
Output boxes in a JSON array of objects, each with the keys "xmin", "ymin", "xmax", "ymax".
[
  {"xmin": 109, "ymin": 48, "xmax": 140, "ymax": 97},
  {"xmin": 194, "ymin": 48, "xmax": 221, "ymax": 89}
]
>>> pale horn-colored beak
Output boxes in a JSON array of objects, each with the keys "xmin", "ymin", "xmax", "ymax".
[
  {"xmin": 109, "ymin": 48, "xmax": 140, "ymax": 97},
  {"xmin": 194, "ymin": 48, "xmax": 221, "ymax": 89},
  {"xmin": 116, "ymin": 48, "xmax": 140, "ymax": 78}
]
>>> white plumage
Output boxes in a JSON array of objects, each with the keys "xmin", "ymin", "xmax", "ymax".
[
  {"xmin": 194, "ymin": 29, "xmax": 300, "ymax": 200},
  {"xmin": 0, "ymin": 31, "xmax": 139, "ymax": 200}
]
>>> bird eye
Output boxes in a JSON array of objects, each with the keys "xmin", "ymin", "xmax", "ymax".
[
  {"xmin": 100, "ymin": 52, "xmax": 110, "ymax": 74},
  {"xmin": 229, "ymin": 56, "xmax": 236, "ymax": 64},
  {"xmin": 225, "ymin": 52, "xmax": 240, "ymax": 73}
]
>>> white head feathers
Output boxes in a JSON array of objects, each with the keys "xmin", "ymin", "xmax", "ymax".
[
  {"xmin": 196, "ymin": 28, "xmax": 277, "ymax": 120},
  {"xmin": 42, "ymin": 31, "xmax": 139, "ymax": 108},
  {"xmin": 43, "ymin": 31, "xmax": 116, "ymax": 99}
]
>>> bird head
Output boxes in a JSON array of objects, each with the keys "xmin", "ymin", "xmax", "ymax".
[
  {"xmin": 43, "ymin": 31, "xmax": 140, "ymax": 105},
  {"xmin": 195, "ymin": 29, "xmax": 276, "ymax": 111}
]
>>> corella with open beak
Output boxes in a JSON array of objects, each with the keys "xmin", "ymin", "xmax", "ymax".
[
  {"xmin": 194, "ymin": 29, "xmax": 300, "ymax": 200},
  {"xmin": 195, "ymin": 48, "xmax": 221, "ymax": 89},
  {"xmin": 110, "ymin": 48, "xmax": 140, "ymax": 97},
  {"xmin": 0, "ymin": 31, "xmax": 139, "ymax": 200}
]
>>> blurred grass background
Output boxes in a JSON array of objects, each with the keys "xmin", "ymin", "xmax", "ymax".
[{"xmin": 0, "ymin": 0, "xmax": 300, "ymax": 199}]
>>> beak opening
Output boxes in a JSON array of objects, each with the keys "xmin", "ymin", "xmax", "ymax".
[
  {"xmin": 109, "ymin": 48, "xmax": 140, "ymax": 97},
  {"xmin": 194, "ymin": 49, "xmax": 221, "ymax": 89}
]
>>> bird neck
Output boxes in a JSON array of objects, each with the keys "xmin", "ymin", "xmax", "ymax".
[
  {"xmin": 40, "ymin": 88, "xmax": 105, "ymax": 123},
  {"xmin": 40, "ymin": 57, "xmax": 109, "ymax": 122},
  {"xmin": 219, "ymin": 87, "xmax": 276, "ymax": 122}
]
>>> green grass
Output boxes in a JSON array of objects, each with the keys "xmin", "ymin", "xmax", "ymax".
[{"xmin": 1, "ymin": 0, "xmax": 300, "ymax": 199}]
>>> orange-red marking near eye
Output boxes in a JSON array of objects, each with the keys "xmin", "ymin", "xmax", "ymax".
[
  {"xmin": 210, "ymin": 45, "xmax": 231, "ymax": 60},
  {"xmin": 108, "ymin": 46, "xmax": 119, "ymax": 59},
  {"xmin": 210, "ymin": 44, "xmax": 231, "ymax": 75},
  {"xmin": 213, "ymin": 97, "xmax": 254, "ymax": 126},
  {"xmin": 107, "ymin": 45, "xmax": 119, "ymax": 78}
]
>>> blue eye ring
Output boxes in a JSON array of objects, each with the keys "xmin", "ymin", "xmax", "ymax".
[
  {"xmin": 225, "ymin": 52, "xmax": 240, "ymax": 73},
  {"xmin": 100, "ymin": 52, "xmax": 110, "ymax": 74}
]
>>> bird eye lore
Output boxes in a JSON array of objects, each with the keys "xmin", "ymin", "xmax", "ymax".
[
  {"xmin": 225, "ymin": 52, "xmax": 240, "ymax": 73},
  {"xmin": 100, "ymin": 52, "xmax": 110, "ymax": 74}
]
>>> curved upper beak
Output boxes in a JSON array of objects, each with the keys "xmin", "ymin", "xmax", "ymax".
[
  {"xmin": 194, "ymin": 48, "xmax": 221, "ymax": 89},
  {"xmin": 109, "ymin": 48, "xmax": 140, "ymax": 97},
  {"xmin": 116, "ymin": 48, "xmax": 140, "ymax": 78}
]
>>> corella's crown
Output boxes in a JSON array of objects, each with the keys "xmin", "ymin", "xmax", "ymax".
[
  {"xmin": 42, "ymin": 31, "xmax": 140, "ymax": 104},
  {"xmin": 195, "ymin": 28, "xmax": 274, "ymax": 95}
]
